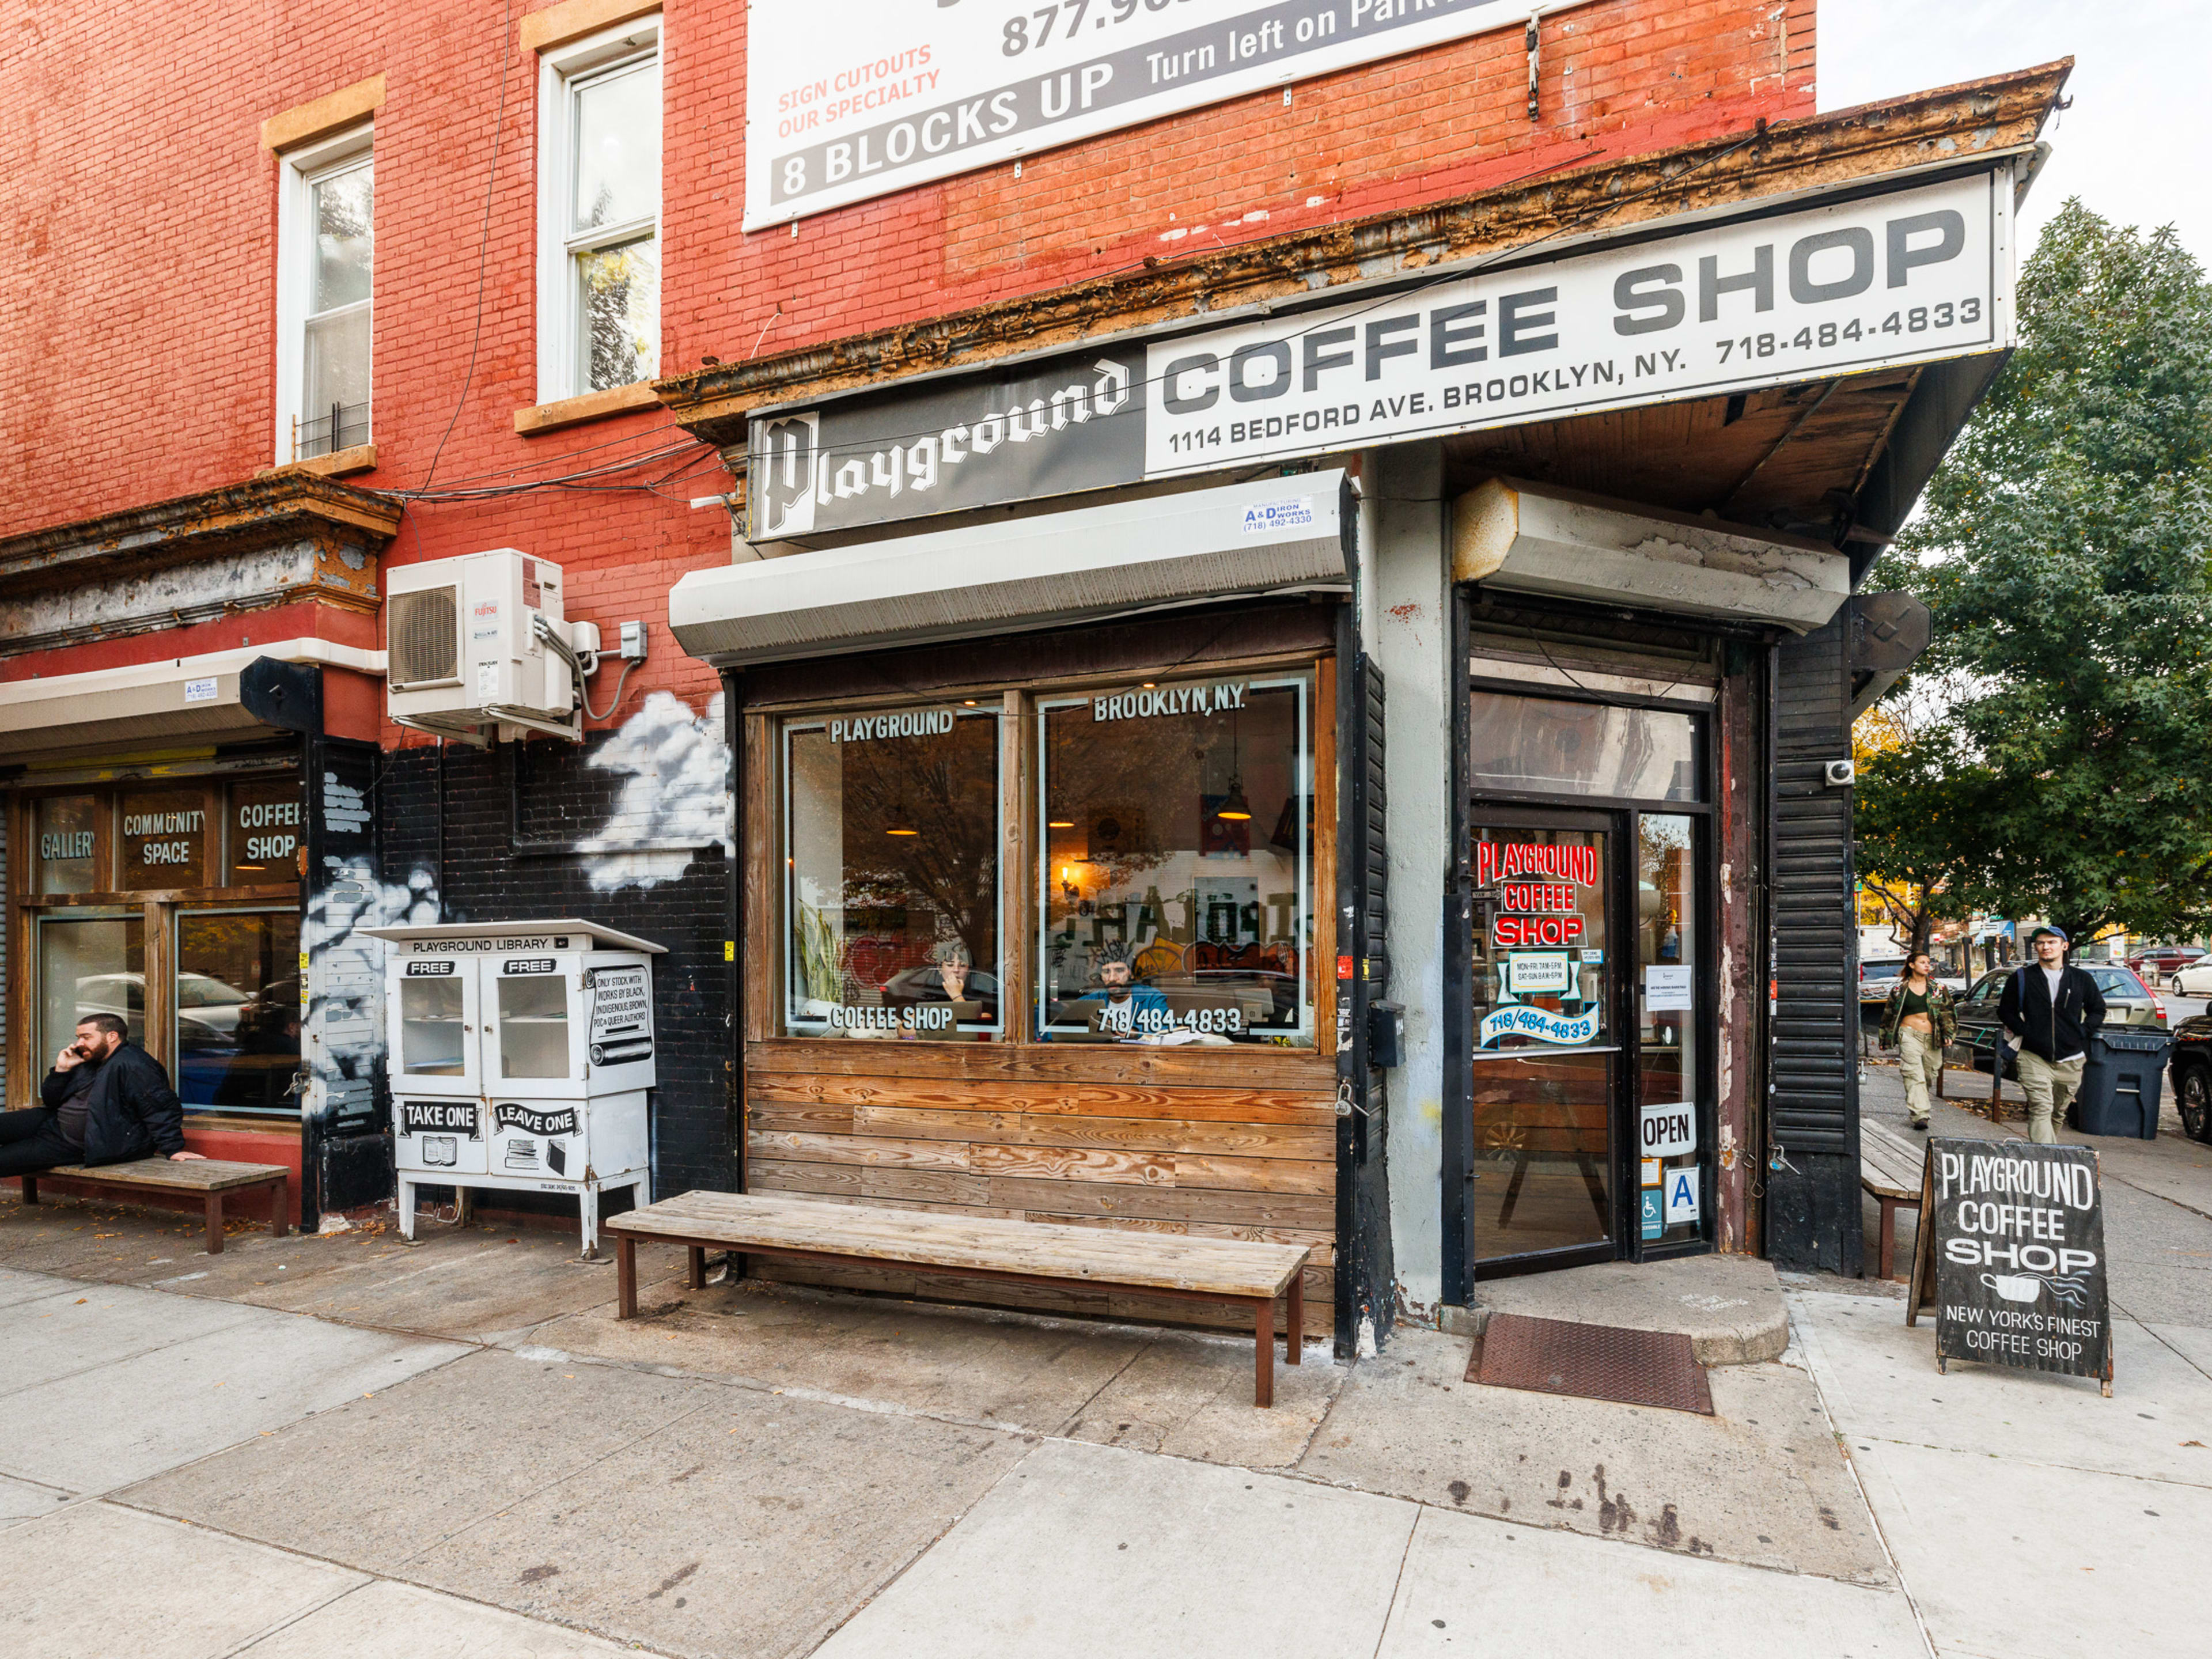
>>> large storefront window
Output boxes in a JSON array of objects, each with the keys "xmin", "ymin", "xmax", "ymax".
[
  {"xmin": 14, "ymin": 776, "xmax": 303, "ymax": 1114},
  {"xmin": 782, "ymin": 707, "xmax": 1002, "ymax": 1039},
  {"xmin": 177, "ymin": 910, "xmax": 302, "ymax": 1112},
  {"xmin": 36, "ymin": 915, "xmax": 145, "ymax": 1071},
  {"xmin": 1039, "ymin": 673, "xmax": 1312, "ymax": 1046}
]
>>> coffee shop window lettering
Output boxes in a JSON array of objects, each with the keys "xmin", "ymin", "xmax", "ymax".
[
  {"xmin": 15, "ymin": 776, "xmax": 304, "ymax": 1113},
  {"xmin": 1039, "ymin": 674, "xmax": 1313, "ymax": 1046},
  {"xmin": 782, "ymin": 706, "xmax": 1003, "ymax": 1039}
]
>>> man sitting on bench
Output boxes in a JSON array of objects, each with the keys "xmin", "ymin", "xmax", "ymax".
[{"xmin": 0, "ymin": 1014, "xmax": 204, "ymax": 1179}]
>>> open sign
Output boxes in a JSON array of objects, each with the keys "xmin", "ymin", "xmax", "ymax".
[{"xmin": 1640, "ymin": 1101, "xmax": 1697, "ymax": 1157}]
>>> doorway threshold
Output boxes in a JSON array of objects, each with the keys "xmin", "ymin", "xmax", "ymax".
[{"xmin": 1440, "ymin": 1252, "xmax": 1786, "ymax": 1366}]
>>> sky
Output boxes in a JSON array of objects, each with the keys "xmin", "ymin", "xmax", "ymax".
[{"xmin": 1819, "ymin": 0, "xmax": 2212, "ymax": 266}]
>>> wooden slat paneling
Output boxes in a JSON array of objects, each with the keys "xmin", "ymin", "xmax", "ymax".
[
  {"xmin": 749, "ymin": 1071, "xmax": 1335, "ymax": 1124},
  {"xmin": 738, "ymin": 642, "xmax": 1341, "ymax": 1335},
  {"xmin": 749, "ymin": 1038, "xmax": 1335, "ymax": 1089}
]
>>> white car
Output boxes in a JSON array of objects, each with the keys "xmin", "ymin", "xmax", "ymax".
[{"xmin": 2170, "ymin": 959, "xmax": 2212, "ymax": 997}]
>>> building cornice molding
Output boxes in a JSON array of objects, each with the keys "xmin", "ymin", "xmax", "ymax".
[
  {"xmin": 656, "ymin": 60, "xmax": 2072, "ymax": 450},
  {"xmin": 0, "ymin": 472, "xmax": 402, "ymax": 599}
]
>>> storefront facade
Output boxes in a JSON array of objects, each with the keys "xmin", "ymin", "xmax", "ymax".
[
  {"xmin": 663, "ymin": 69, "xmax": 2069, "ymax": 1342},
  {"xmin": 0, "ymin": 478, "xmax": 396, "ymax": 1226},
  {"xmin": 1, "ymin": 0, "xmax": 2066, "ymax": 1343}
]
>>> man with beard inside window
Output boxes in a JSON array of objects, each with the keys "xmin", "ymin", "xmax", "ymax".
[{"xmin": 1087, "ymin": 941, "xmax": 1172, "ymax": 1039}]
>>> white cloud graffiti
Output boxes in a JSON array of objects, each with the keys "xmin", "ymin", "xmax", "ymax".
[{"xmin": 582, "ymin": 690, "xmax": 732, "ymax": 891}]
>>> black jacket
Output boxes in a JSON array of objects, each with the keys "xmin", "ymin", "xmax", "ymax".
[
  {"xmin": 1995, "ymin": 963, "xmax": 2107, "ymax": 1063},
  {"xmin": 39, "ymin": 1043, "xmax": 187, "ymax": 1164}
]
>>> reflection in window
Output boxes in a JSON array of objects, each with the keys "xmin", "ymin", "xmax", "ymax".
[
  {"xmin": 35, "ymin": 795, "xmax": 100, "ymax": 894},
  {"xmin": 783, "ymin": 708, "xmax": 1001, "ymax": 1039},
  {"xmin": 1637, "ymin": 815, "xmax": 1702, "ymax": 1244},
  {"xmin": 1039, "ymin": 676, "xmax": 1312, "ymax": 1046},
  {"xmin": 1470, "ymin": 691, "xmax": 1698, "ymax": 802},
  {"xmin": 37, "ymin": 916, "xmax": 145, "ymax": 1068},
  {"xmin": 177, "ymin": 910, "xmax": 301, "ymax": 1114}
]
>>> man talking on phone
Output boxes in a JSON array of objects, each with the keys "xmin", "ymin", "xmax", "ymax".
[{"xmin": 0, "ymin": 1013, "xmax": 203, "ymax": 1178}]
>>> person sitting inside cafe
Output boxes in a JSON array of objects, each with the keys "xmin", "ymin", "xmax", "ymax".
[
  {"xmin": 0, "ymin": 1013, "xmax": 204, "ymax": 1177},
  {"xmin": 1088, "ymin": 941, "xmax": 1173, "ymax": 1038}
]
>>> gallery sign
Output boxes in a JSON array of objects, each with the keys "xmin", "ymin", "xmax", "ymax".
[
  {"xmin": 747, "ymin": 0, "xmax": 1522, "ymax": 228},
  {"xmin": 749, "ymin": 171, "xmax": 2012, "ymax": 540},
  {"xmin": 1908, "ymin": 1138, "xmax": 2113, "ymax": 1395}
]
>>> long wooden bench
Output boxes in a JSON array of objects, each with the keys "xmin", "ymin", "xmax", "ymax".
[
  {"xmin": 605, "ymin": 1191, "xmax": 1312, "ymax": 1406},
  {"xmin": 17, "ymin": 1158, "xmax": 290, "ymax": 1256},
  {"xmin": 1859, "ymin": 1121, "xmax": 1926, "ymax": 1281}
]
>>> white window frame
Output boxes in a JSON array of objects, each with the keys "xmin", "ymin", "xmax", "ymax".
[
  {"xmin": 536, "ymin": 15, "xmax": 662, "ymax": 406},
  {"xmin": 274, "ymin": 123, "xmax": 374, "ymax": 465}
]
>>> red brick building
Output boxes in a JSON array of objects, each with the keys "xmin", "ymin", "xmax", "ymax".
[{"xmin": 0, "ymin": 2, "xmax": 2063, "ymax": 1339}]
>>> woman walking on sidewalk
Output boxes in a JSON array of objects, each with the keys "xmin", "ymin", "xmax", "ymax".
[{"xmin": 1880, "ymin": 950, "xmax": 1957, "ymax": 1131}]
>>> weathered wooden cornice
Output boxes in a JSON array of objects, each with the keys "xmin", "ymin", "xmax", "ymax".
[
  {"xmin": 0, "ymin": 471, "xmax": 402, "ymax": 597},
  {"xmin": 656, "ymin": 59, "xmax": 2071, "ymax": 449}
]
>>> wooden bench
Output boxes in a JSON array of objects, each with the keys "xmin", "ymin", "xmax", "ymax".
[
  {"xmin": 17, "ymin": 1159, "xmax": 290, "ymax": 1256},
  {"xmin": 605, "ymin": 1192, "xmax": 1312, "ymax": 1407},
  {"xmin": 1859, "ymin": 1121, "xmax": 1926, "ymax": 1281}
]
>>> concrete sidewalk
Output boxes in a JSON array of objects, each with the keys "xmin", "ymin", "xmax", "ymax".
[{"xmin": 2, "ymin": 1162, "xmax": 2203, "ymax": 1657}]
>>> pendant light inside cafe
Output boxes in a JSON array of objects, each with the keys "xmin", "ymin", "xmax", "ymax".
[{"xmin": 1216, "ymin": 709, "xmax": 1252, "ymax": 821}]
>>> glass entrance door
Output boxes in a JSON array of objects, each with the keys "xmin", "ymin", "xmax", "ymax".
[{"xmin": 1466, "ymin": 817, "xmax": 1620, "ymax": 1272}]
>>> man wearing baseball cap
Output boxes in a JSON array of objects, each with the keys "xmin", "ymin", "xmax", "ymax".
[{"xmin": 1995, "ymin": 925, "xmax": 2107, "ymax": 1143}]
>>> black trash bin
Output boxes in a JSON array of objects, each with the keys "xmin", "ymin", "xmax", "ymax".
[{"xmin": 2075, "ymin": 1028, "xmax": 2171, "ymax": 1139}]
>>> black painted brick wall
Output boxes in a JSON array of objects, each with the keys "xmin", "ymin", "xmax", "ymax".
[{"xmin": 381, "ymin": 741, "xmax": 733, "ymax": 1199}]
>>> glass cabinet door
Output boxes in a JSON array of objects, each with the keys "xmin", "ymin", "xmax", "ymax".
[
  {"xmin": 491, "ymin": 969, "xmax": 573, "ymax": 1081},
  {"xmin": 398, "ymin": 963, "xmax": 475, "ymax": 1088}
]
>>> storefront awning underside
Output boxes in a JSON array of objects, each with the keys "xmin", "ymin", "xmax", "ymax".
[
  {"xmin": 669, "ymin": 472, "xmax": 1351, "ymax": 667},
  {"xmin": 0, "ymin": 639, "xmax": 386, "ymax": 764}
]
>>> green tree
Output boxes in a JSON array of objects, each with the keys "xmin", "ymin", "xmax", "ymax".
[{"xmin": 1859, "ymin": 200, "xmax": 2212, "ymax": 944}]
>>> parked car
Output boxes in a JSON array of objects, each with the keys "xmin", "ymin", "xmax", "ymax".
[
  {"xmin": 2169, "ymin": 1013, "xmax": 2212, "ymax": 1143},
  {"xmin": 1859, "ymin": 959, "xmax": 1907, "ymax": 1010},
  {"xmin": 1953, "ymin": 963, "xmax": 2168, "ymax": 1076},
  {"xmin": 2165, "ymin": 957, "xmax": 2212, "ymax": 997},
  {"xmin": 2130, "ymin": 944, "xmax": 2206, "ymax": 983}
]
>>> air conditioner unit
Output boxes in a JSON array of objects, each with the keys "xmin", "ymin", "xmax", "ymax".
[{"xmin": 387, "ymin": 551, "xmax": 598, "ymax": 744}]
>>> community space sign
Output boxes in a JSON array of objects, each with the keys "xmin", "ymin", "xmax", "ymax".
[
  {"xmin": 747, "ymin": 0, "xmax": 1518, "ymax": 226},
  {"xmin": 1908, "ymin": 1138, "xmax": 2113, "ymax": 1395},
  {"xmin": 749, "ymin": 171, "xmax": 2010, "ymax": 540}
]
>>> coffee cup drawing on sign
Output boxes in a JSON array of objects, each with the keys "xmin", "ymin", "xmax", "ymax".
[{"xmin": 1981, "ymin": 1272, "xmax": 2042, "ymax": 1303}]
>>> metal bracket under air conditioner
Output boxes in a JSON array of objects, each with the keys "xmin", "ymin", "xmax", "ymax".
[{"xmin": 389, "ymin": 703, "xmax": 583, "ymax": 747}]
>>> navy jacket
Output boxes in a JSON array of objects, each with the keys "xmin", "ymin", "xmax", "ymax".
[
  {"xmin": 39, "ymin": 1043, "xmax": 187, "ymax": 1164},
  {"xmin": 1995, "ymin": 963, "xmax": 2107, "ymax": 1064}
]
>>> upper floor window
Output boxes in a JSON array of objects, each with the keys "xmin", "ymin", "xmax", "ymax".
[
  {"xmin": 538, "ymin": 18, "xmax": 661, "ymax": 402},
  {"xmin": 276, "ymin": 127, "xmax": 373, "ymax": 461}
]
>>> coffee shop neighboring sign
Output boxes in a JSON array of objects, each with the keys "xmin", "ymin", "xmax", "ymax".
[
  {"xmin": 747, "ymin": 0, "xmax": 1521, "ymax": 228},
  {"xmin": 749, "ymin": 171, "xmax": 2012, "ymax": 540},
  {"xmin": 1908, "ymin": 1138, "xmax": 2113, "ymax": 1395}
]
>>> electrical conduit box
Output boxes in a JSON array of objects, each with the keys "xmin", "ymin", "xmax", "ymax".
[
  {"xmin": 387, "ymin": 549, "xmax": 597, "ymax": 744},
  {"xmin": 365, "ymin": 919, "xmax": 665, "ymax": 1256}
]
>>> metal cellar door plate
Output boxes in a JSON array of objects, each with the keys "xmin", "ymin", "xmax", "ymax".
[{"xmin": 1465, "ymin": 1312, "xmax": 1715, "ymax": 1416}]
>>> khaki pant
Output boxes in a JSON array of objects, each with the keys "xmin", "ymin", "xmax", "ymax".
[
  {"xmin": 2015, "ymin": 1048, "xmax": 2085, "ymax": 1144},
  {"xmin": 1899, "ymin": 1024, "xmax": 1942, "ymax": 1124}
]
